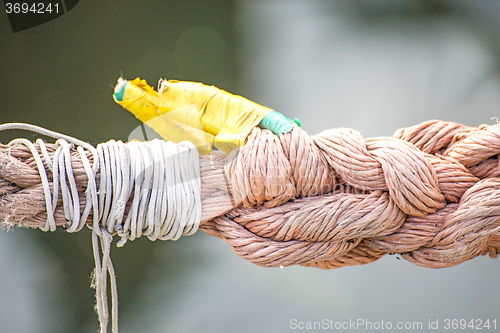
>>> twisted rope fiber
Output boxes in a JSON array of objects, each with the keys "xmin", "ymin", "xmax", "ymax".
[
  {"xmin": 0, "ymin": 123, "xmax": 202, "ymax": 333},
  {"xmin": 1, "ymin": 120, "xmax": 500, "ymax": 273},
  {"xmin": 204, "ymin": 120, "xmax": 500, "ymax": 269}
]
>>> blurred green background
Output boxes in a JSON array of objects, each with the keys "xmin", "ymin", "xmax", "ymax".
[{"xmin": 1, "ymin": 1, "xmax": 500, "ymax": 332}]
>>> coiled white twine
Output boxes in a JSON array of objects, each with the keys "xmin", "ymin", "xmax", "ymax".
[{"xmin": 0, "ymin": 123, "xmax": 202, "ymax": 333}]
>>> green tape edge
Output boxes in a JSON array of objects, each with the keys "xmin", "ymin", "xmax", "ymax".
[
  {"xmin": 113, "ymin": 81, "xmax": 129, "ymax": 102},
  {"xmin": 258, "ymin": 110, "xmax": 301, "ymax": 136}
]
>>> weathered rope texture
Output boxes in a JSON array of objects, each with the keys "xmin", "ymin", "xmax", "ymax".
[
  {"xmin": 202, "ymin": 120, "xmax": 500, "ymax": 269},
  {"xmin": 1, "ymin": 120, "xmax": 500, "ymax": 273}
]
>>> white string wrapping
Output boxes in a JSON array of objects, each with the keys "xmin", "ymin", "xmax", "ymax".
[{"xmin": 0, "ymin": 123, "xmax": 202, "ymax": 333}]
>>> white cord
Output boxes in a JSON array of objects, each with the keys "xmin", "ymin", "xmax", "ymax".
[
  {"xmin": 1, "ymin": 123, "xmax": 202, "ymax": 333},
  {"xmin": 98, "ymin": 139, "xmax": 202, "ymax": 245}
]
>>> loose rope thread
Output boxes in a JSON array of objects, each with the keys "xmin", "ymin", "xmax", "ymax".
[{"xmin": 0, "ymin": 123, "xmax": 201, "ymax": 333}]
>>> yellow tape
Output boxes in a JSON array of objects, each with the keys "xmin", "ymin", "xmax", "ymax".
[{"xmin": 113, "ymin": 77, "xmax": 272, "ymax": 154}]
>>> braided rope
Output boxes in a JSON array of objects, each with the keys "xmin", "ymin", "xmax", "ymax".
[
  {"xmin": 1, "ymin": 120, "xmax": 499, "ymax": 272},
  {"xmin": 204, "ymin": 120, "xmax": 500, "ymax": 269}
]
